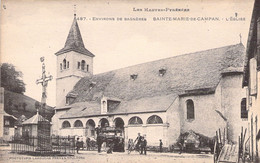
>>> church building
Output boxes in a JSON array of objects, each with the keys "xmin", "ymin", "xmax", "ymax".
[{"xmin": 52, "ymin": 14, "xmax": 248, "ymax": 149}]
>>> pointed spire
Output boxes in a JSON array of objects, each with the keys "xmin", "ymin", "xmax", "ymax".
[
  {"xmin": 55, "ymin": 15, "xmax": 95, "ymax": 57},
  {"xmin": 64, "ymin": 16, "xmax": 85, "ymax": 48}
]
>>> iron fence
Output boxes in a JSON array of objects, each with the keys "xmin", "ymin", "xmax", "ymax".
[{"xmin": 11, "ymin": 136, "xmax": 75, "ymax": 156}]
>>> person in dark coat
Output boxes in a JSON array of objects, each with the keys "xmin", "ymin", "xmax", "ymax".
[
  {"xmin": 140, "ymin": 136, "xmax": 147, "ymax": 155},
  {"xmin": 95, "ymin": 125, "xmax": 102, "ymax": 153},
  {"xmin": 134, "ymin": 133, "xmax": 142, "ymax": 151},
  {"xmin": 178, "ymin": 137, "xmax": 184, "ymax": 154},
  {"xmin": 159, "ymin": 139, "xmax": 163, "ymax": 152},
  {"xmin": 86, "ymin": 137, "xmax": 90, "ymax": 151},
  {"xmin": 76, "ymin": 137, "xmax": 80, "ymax": 154}
]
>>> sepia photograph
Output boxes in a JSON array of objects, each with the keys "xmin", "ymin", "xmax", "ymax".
[{"xmin": 0, "ymin": 0, "xmax": 259, "ymax": 162}]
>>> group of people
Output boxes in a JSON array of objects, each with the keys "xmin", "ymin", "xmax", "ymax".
[
  {"xmin": 75, "ymin": 125, "xmax": 164, "ymax": 155},
  {"xmin": 75, "ymin": 136, "xmax": 93, "ymax": 153},
  {"xmin": 128, "ymin": 133, "xmax": 147, "ymax": 155}
]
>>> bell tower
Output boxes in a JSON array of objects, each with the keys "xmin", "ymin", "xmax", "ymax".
[{"xmin": 55, "ymin": 14, "xmax": 95, "ymax": 107}]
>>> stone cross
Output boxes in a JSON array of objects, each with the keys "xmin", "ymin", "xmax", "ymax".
[{"xmin": 36, "ymin": 57, "xmax": 52, "ymax": 118}]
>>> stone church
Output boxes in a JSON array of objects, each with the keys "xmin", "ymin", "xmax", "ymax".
[{"xmin": 52, "ymin": 14, "xmax": 248, "ymax": 148}]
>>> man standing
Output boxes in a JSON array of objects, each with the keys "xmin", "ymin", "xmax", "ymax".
[
  {"xmin": 140, "ymin": 136, "xmax": 147, "ymax": 155},
  {"xmin": 159, "ymin": 139, "xmax": 163, "ymax": 152},
  {"xmin": 76, "ymin": 137, "xmax": 80, "ymax": 154},
  {"xmin": 95, "ymin": 125, "xmax": 102, "ymax": 153},
  {"xmin": 134, "ymin": 133, "xmax": 142, "ymax": 151},
  {"xmin": 86, "ymin": 137, "xmax": 90, "ymax": 151}
]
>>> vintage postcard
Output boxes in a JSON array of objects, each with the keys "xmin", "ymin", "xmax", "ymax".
[{"xmin": 1, "ymin": 0, "xmax": 259, "ymax": 162}]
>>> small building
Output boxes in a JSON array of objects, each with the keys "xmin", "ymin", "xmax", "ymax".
[
  {"xmin": 0, "ymin": 87, "xmax": 17, "ymax": 142},
  {"xmin": 22, "ymin": 111, "xmax": 50, "ymax": 137},
  {"xmin": 2, "ymin": 111, "xmax": 17, "ymax": 141}
]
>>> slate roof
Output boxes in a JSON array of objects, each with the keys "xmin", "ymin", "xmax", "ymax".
[
  {"xmin": 22, "ymin": 112, "xmax": 49, "ymax": 125},
  {"xmin": 55, "ymin": 15, "xmax": 95, "ymax": 57},
  {"xmin": 61, "ymin": 43, "xmax": 245, "ymax": 119},
  {"xmin": 60, "ymin": 94, "xmax": 177, "ymax": 119}
]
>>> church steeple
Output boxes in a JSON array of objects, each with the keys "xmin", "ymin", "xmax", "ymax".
[
  {"xmin": 55, "ymin": 14, "xmax": 94, "ymax": 107},
  {"xmin": 55, "ymin": 14, "xmax": 94, "ymax": 57}
]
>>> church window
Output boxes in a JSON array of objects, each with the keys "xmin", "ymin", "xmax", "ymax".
[
  {"xmin": 102, "ymin": 101, "xmax": 107, "ymax": 113},
  {"xmin": 130, "ymin": 74, "xmax": 138, "ymax": 80},
  {"xmin": 241, "ymin": 98, "xmax": 248, "ymax": 119},
  {"xmin": 87, "ymin": 65, "xmax": 89, "ymax": 72},
  {"xmin": 4, "ymin": 120, "xmax": 10, "ymax": 126},
  {"xmin": 63, "ymin": 59, "xmax": 66, "ymax": 69},
  {"xmin": 74, "ymin": 120, "xmax": 83, "ymax": 127},
  {"xmin": 66, "ymin": 96, "xmax": 76, "ymax": 105},
  {"xmin": 129, "ymin": 116, "xmax": 143, "ymax": 125},
  {"xmin": 81, "ymin": 60, "xmax": 85, "ymax": 70},
  {"xmin": 60, "ymin": 63, "xmax": 62, "ymax": 70},
  {"xmin": 159, "ymin": 68, "xmax": 167, "ymax": 76},
  {"xmin": 147, "ymin": 115, "xmax": 163, "ymax": 124},
  {"xmin": 62, "ymin": 121, "xmax": 71, "ymax": 128},
  {"xmin": 67, "ymin": 61, "xmax": 69, "ymax": 68},
  {"xmin": 78, "ymin": 62, "xmax": 80, "ymax": 69},
  {"xmin": 187, "ymin": 99, "xmax": 195, "ymax": 120},
  {"xmin": 90, "ymin": 82, "xmax": 96, "ymax": 90}
]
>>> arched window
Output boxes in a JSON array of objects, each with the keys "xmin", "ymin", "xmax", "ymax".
[
  {"xmin": 77, "ymin": 62, "xmax": 80, "ymax": 69},
  {"xmin": 62, "ymin": 121, "xmax": 71, "ymax": 128},
  {"xmin": 147, "ymin": 115, "xmax": 163, "ymax": 124},
  {"xmin": 102, "ymin": 101, "xmax": 107, "ymax": 113},
  {"xmin": 86, "ymin": 119, "xmax": 95, "ymax": 137},
  {"xmin": 241, "ymin": 98, "xmax": 248, "ymax": 119},
  {"xmin": 67, "ymin": 61, "xmax": 69, "ymax": 68},
  {"xmin": 87, "ymin": 65, "xmax": 89, "ymax": 72},
  {"xmin": 187, "ymin": 99, "xmax": 194, "ymax": 120},
  {"xmin": 81, "ymin": 60, "xmax": 85, "ymax": 70},
  {"xmin": 128, "ymin": 116, "xmax": 143, "ymax": 125},
  {"xmin": 60, "ymin": 63, "xmax": 62, "ymax": 70},
  {"xmin": 74, "ymin": 120, "xmax": 83, "ymax": 127},
  {"xmin": 63, "ymin": 59, "xmax": 66, "ymax": 69}
]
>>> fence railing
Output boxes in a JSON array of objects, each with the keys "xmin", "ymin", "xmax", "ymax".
[{"xmin": 11, "ymin": 136, "xmax": 75, "ymax": 155}]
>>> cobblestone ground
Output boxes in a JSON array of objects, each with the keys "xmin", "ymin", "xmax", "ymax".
[{"xmin": 0, "ymin": 147, "xmax": 213, "ymax": 163}]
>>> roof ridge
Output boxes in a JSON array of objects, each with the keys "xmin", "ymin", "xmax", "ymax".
[{"xmin": 93, "ymin": 43, "xmax": 243, "ymax": 76}]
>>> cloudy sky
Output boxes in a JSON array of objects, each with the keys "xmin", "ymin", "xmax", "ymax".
[{"xmin": 1, "ymin": 0, "xmax": 254, "ymax": 106}]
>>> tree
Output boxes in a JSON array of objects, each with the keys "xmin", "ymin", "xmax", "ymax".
[{"xmin": 1, "ymin": 63, "xmax": 26, "ymax": 94}]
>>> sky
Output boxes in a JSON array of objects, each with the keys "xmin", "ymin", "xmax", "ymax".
[{"xmin": 0, "ymin": 0, "xmax": 255, "ymax": 107}]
